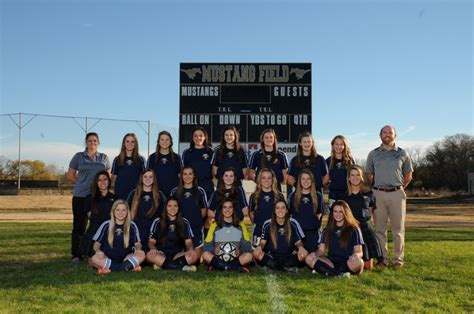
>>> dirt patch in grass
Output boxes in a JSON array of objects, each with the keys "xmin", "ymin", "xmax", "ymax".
[
  {"xmin": 0, "ymin": 195, "xmax": 72, "ymax": 222},
  {"xmin": 0, "ymin": 195, "xmax": 473, "ymax": 227}
]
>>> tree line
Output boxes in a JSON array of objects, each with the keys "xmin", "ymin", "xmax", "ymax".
[
  {"xmin": 0, "ymin": 157, "xmax": 63, "ymax": 181},
  {"xmin": 407, "ymin": 133, "xmax": 473, "ymax": 191}
]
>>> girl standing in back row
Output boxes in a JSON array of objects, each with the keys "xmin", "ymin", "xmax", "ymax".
[
  {"xmin": 287, "ymin": 132, "xmax": 329, "ymax": 195},
  {"xmin": 326, "ymin": 135, "xmax": 354, "ymax": 207},
  {"xmin": 211, "ymin": 126, "xmax": 248, "ymax": 184},
  {"xmin": 112, "ymin": 133, "xmax": 146, "ymax": 200},
  {"xmin": 182, "ymin": 127, "xmax": 215, "ymax": 200},
  {"xmin": 249, "ymin": 129, "xmax": 288, "ymax": 191},
  {"xmin": 147, "ymin": 131, "xmax": 182, "ymax": 197}
]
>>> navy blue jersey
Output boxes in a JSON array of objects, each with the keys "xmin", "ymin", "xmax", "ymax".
[
  {"xmin": 84, "ymin": 192, "xmax": 116, "ymax": 225},
  {"xmin": 261, "ymin": 218, "xmax": 305, "ymax": 255},
  {"xmin": 288, "ymin": 155, "xmax": 328, "ymax": 189},
  {"xmin": 320, "ymin": 227, "xmax": 364, "ymax": 262},
  {"xmin": 147, "ymin": 152, "xmax": 182, "ymax": 197},
  {"xmin": 249, "ymin": 191, "xmax": 285, "ymax": 232},
  {"xmin": 208, "ymin": 187, "xmax": 248, "ymax": 220},
  {"xmin": 93, "ymin": 220, "xmax": 140, "ymax": 261},
  {"xmin": 127, "ymin": 189, "xmax": 166, "ymax": 248},
  {"xmin": 112, "ymin": 155, "xmax": 146, "ymax": 200},
  {"xmin": 211, "ymin": 146, "xmax": 248, "ymax": 181},
  {"xmin": 149, "ymin": 218, "xmax": 193, "ymax": 254},
  {"xmin": 288, "ymin": 191, "xmax": 323, "ymax": 231},
  {"xmin": 342, "ymin": 191, "xmax": 375, "ymax": 222},
  {"xmin": 249, "ymin": 150, "xmax": 289, "ymax": 183},
  {"xmin": 170, "ymin": 186, "xmax": 208, "ymax": 231},
  {"xmin": 326, "ymin": 157, "xmax": 355, "ymax": 199},
  {"xmin": 182, "ymin": 147, "xmax": 215, "ymax": 198}
]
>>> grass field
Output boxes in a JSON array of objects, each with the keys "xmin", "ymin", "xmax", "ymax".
[{"xmin": 0, "ymin": 221, "xmax": 473, "ymax": 313}]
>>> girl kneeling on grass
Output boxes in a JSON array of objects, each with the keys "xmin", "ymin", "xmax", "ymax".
[
  {"xmin": 79, "ymin": 171, "xmax": 115, "ymax": 259},
  {"xmin": 127, "ymin": 169, "xmax": 166, "ymax": 252},
  {"xmin": 253, "ymin": 200, "xmax": 308, "ymax": 272},
  {"xmin": 91, "ymin": 200, "xmax": 145, "ymax": 274},
  {"xmin": 202, "ymin": 199, "xmax": 253, "ymax": 272},
  {"xmin": 305, "ymin": 200, "xmax": 364, "ymax": 277},
  {"xmin": 146, "ymin": 196, "xmax": 198, "ymax": 271}
]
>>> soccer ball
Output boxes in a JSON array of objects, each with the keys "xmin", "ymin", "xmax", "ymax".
[{"xmin": 215, "ymin": 242, "xmax": 238, "ymax": 262}]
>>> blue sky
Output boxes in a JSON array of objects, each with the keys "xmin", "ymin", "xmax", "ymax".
[{"xmin": 1, "ymin": 0, "xmax": 472, "ymax": 168}]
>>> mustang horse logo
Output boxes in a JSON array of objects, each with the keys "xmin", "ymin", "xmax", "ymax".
[
  {"xmin": 181, "ymin": 68, "xmax": 201, "ymax": 79},
  {"xmin": 290, "ymin": 68, "xmax": 311, "ymax": 80}
]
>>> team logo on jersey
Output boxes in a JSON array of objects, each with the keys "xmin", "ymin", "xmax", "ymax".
[
  {"xmin": 278, "ymin": 227, "xmax": 285, "ymax": 235},
  {"xmin": 224, "ymin": 192, "xmax": 230, "ymax": 198},
  {"xmin": 265, "ymin": 154, "xmax": 272, "ymax": 161},
  {"xmin": 184, "ymin": 192, "xmax": 192, "ymax": 199},
  {"xmin": 115, "ymin": 228, "xmax": 123, "ymax": 236},
  {"xmin": 226, "ymin": 152, "xmax": 234, "ymax": 158},
  {"xmin": 304, "ymin": 159, "xmax": 311, "ymax": 166},
  {"xmin": 202, "ymin": 153, "xmax": 210, "ymax": 160},
  {"xmin": 302, "ymin": 197, "xmax": 310, "ymax": 204},
  {"xmin": 335, "ymin": 229, "xmax": 342, "ymax": 238},
  {"xmin": 336, "ymin": 161, "xmax": 343, "ymax": 169},
  {"xmin": 169, "ymin": 224, "xmax": 176, "ymax": 232},
  {"xmin": 160, "ymin": 158, "xmax": 168, "ymax": 164},
  {"xmin": 126, "ymin": 159, "xmax": 134, "ymax": 166},
  {"xmin": 263, "ymin": 195, "xmax": 271, "ymax": 203},
  {"xmin": 143, "ymin": 195, "xmax": 151, "ymax": 202}
]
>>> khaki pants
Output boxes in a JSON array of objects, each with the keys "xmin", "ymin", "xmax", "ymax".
[{"xmin": 373, "ymin": 189, "xmax": 406, "ymax": 265}]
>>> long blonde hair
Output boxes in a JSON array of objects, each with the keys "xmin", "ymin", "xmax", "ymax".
[
  {"xmin": 293, "ymin": 169, "xmax": 319, "ymax": 215},
  {"xmin": 253, "ymin": 168, "xmax": 280, "ymax": 212},
  {"xmin": 131, "ymin": 169, "xmax": 161, "ymax": 219},
  {"xmin": 108, "ymin": 200, "xmax": 132, "ymax": 248},
  {"xmin": 346, "ymin": 165, "xmax": 370, "ymax": 194}
]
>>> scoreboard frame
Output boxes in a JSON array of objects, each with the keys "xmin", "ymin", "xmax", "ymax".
[{"xmin": 179, "ymin": 62, "xmax": 311, "ymax": 158}]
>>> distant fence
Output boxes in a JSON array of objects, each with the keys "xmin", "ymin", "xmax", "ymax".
[
  {"xmin": 0, "ymin": 180, "xmax": 59, "ymax": 189},
  {"xmin": 1, "ymin": 112, "xmax": 179, "ymax": 190}
]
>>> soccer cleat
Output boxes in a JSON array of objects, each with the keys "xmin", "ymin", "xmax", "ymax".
[
  {"xmin": 375, "ymin": 262, "xmax": 387, "ymax": 270},
  {"xmin": 97, "ymin": 268, "xmax": 111, "ymax": 275},
  {"xmin": 132, "ymin": 266, "xmax": 142, "ymax": 272},
  {"xmin": 240, "ymin": 267, "xmax": 250, "ymax": 273},
  {"xmin": 338, "ymin": 272, "xmax": 351, "ymax": 278},
  {"xmin": 284, "ymin": 267, "xmax": 299, "ymax": 273},
  {"xmin": 71, "ymin": 257, "xmax": 81, "ymax": 265},
  {"xmin": 182, "ymin": 265, "xmax": 197, "ymax": 272},
  {"xmin": 391, "ymin": 262, "xmax": 403, "ymax": 269}
]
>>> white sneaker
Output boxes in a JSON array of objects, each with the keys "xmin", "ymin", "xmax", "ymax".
[
  {"xmin": 338, "ymin": 272, "xmax": 351, "ymax": 278},
  {"xmin": 182, "ymin": 265, "xmax": 197, "ymax": 272}
]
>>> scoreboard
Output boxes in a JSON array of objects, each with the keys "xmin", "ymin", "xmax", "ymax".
[{"xmin": 179, "ymin": 63, "xmax": 311, "ymax": 157}]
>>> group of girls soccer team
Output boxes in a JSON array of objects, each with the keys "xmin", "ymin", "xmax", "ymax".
[{"xmin": 69, "ymin": 126, "xmax": 383, "ymax": 276}]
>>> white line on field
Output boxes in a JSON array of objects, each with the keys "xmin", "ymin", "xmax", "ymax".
[{"xmin": 265, "ymin": 273, "xmax": 287, "ymax": 313}]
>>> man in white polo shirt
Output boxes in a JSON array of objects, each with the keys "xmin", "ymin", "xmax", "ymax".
[{"xmin": 366, "ymin": 125, "xmax": 413, "ymax": 269}]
